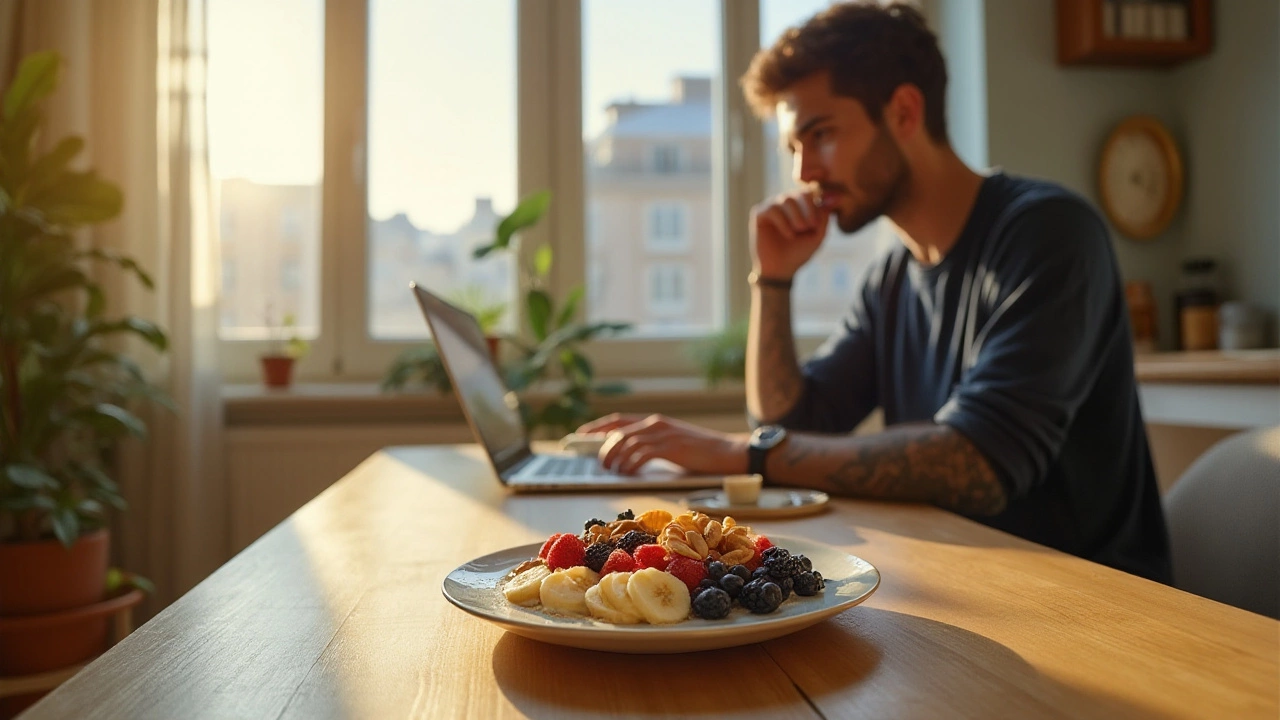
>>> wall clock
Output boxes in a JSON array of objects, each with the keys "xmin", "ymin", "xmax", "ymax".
[{"xmin": 1098, "ymin": 115, "xmax": 1183, "ymax": 240}]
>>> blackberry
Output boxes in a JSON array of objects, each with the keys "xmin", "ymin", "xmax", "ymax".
[
  {"xmin": 793, "ymin": 571, "xmax": 822, "ymax": 596},
  {"xmin": 738, "ymin": 579, "xmax": 784, "ymax": 614},
  {"xmin": 616, "ymin": 508, "xmax": 635, "ymax": 521},
  {"xmin": 616, "ymin": 530, "xmax": 655, "ymax": 555},
  {"xmin": 752, "ymin": 567, "xmax": 771, "ymax": 581},
  {"xmin": 719, "ymin": 573, "xmax": 745, "ymax": 598},
  {"xmin": 698, "ymin": 578, "xmax": 718, "ymax": 593},
  {"xmin": 705, "ymin": 560, "xmax": 728, "ymax": 583},
  {"xmin": 692, "ymin": 587, "xmax": 733, "ymax": 620},
  {"xmin": 812, "ymin": 571, "xmax": 825, "ymax": 590},
  {"xmin": 763, "ymin": 552, "xmax": 803, "ymax": 580},
  {"xmin": 760, "ymin": 546, "xmax": 788, "ymax": 563},
  {"xmin": 583, "ymin": 517, "xmax": 607, "ymax": 532},
  {"xmin": 583, "ymin": 542, "xmax": 616, "ymax": 573},
  {"xmin": 795, "ymin": 554, "xmax": 813, "ymax": 572},
  {"xmin": 775, "ymin": 575, "xmax": 794, "ymax": 601},
  {"xmin": 729, "ymin": 565, "xmax": 752, "ymax": 581}
]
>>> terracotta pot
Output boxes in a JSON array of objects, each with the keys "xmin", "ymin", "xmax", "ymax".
[
  {"xmin": 485, "ymin": 335, "xmax": 501, "ymax": 364},
  {"xmin": 0, "ymin": 530, "xmax": 112, "ymax": 717},
  {"xmin": 260, "ymin": 355, "xmax": 295, "ymax": 388}
]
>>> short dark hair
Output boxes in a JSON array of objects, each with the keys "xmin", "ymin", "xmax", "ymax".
[{"xmin": 741, "ymin": 1, "xmax": 949, "ymax": 143}]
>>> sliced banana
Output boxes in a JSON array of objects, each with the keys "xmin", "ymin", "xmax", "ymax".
[
  {"xmin": 584, "ymin": 584, "xmax": 640, "ymax": 624},
  {"xmin": 626, "ymin": 567, "xmax": 691, "ymax": 625},
  {"xmin": 539, "ymin": 566, "xmax": 600, "ymax": 616},
  {"xmin": 502, "ymin": 564, "xmax": 552, "ymax": 606},
  {"xmin": 598, "ymin": 572, "xmax": 644, "ymax": 623}
]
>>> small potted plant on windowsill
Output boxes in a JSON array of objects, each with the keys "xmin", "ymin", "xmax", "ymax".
[{"xmin": 259, "ymin": 312, "xmax": 309, "ymax": 389}]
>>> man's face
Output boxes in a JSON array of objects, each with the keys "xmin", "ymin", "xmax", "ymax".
[{"xmin": 776, "ymin": 72, "xmax": 907, "ymax": 234}]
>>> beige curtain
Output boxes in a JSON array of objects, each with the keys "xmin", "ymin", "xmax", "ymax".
[{"xmin": 1, "ymin": 0, "xmax": 226, "ymax": 618}]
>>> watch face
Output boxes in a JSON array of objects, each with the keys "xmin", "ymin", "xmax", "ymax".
[{"xmin": 752, "ymin": 425, "xmax": 787, "ymax": 449}]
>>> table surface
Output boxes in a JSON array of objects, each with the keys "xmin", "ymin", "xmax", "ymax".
[{"xmin": 25, "ymin": 445, "xmax": 1280, "ymax": 719}]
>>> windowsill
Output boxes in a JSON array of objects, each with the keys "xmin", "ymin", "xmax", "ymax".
[{"xmin": 223, "ymin": 377, "xmax": 748, "ymax": 427}]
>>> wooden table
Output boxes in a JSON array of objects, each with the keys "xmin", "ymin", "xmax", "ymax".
[{"xmin": 23, "ymin": 445, "xmax": 1279, "ymax": 719}]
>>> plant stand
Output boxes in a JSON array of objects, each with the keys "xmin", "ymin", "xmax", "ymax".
[{"xmin": 0, "ymin": 589, "xmax": 144, "ymax": 718}]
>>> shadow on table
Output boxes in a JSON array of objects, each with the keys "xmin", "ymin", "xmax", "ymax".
[
  {"xmin": 490, "ymin": 627, "xmax": 874, "ymax": 718},
  {"xmin": 764, "ymin": 607, "xmax": 1173, "ymax": 718}
]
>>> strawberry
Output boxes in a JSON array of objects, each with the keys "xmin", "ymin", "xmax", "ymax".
[
  {"xmin": 539, "ymin": 532, "xmax": 573, "ymax": 560},
  {"xmin": 599, "ymin": 549, "xmax": 637, "ymax": 575},
  {"xmin": 666, "ymin": 556, "xmax": 707, "ymax": 593},
  {"xmin": 545, "ymin": 534, "xmax": 586, "ymax": 570},
  {"xmin": 632, "ymin": 543, "xmax": 670, "ymax": 570}
]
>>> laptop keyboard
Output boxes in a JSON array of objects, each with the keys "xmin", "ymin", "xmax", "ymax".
[{"xmin": 528, "ymin": 455, "xmax": 615, "ymax": 478}]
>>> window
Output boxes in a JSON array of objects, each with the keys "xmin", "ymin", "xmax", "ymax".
[
  {"xmin": 208, "ymin": 0, "xmax": 323, "ymax": 343},
  {"xmin": 647, "ymin": 263, "xmax": 691, "ymax": 317},
  {"xmin": 209, "ymin": 2, "xmax": 931, "ymax": 381},
  {"xmin": 645, "ymin": 202, "xmax": 689, "ymax": 252}
]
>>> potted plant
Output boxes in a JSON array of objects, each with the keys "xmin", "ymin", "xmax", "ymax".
[
  {"xmin": 0, "ymin": 52, "xmax": 166, "ymax": 712},
  {"xmin": 259, "ymin": 311, "xmax": 309, "ymax": 388},
  {"xmin": 690, "ymin": 318, "xmax": 748, "ymax": 387},
  {"xmin": 384, "ymin": 192, "xmax": 631, "ymax": 436}
]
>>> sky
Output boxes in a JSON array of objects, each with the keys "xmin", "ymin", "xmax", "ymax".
[{"xmin": 206, "ymin": 0, "xmax": 834, "ymax": 235}]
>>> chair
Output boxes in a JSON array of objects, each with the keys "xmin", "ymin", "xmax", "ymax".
[{"xmin": 1163, "ymin": 426, "xmax": 1280, "ymax": 619}]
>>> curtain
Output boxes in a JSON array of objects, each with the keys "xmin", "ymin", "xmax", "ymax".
[{"xmin": 1, "ymin": 0, "xmax": 226, "ymax": 618}]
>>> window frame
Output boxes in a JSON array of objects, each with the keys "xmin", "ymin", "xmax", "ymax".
[{"xmin": 216, "ymin": 0, "xmax": 856, "ymax": 383}]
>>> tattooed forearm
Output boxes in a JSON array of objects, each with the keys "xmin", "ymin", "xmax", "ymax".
[
  {"xmin": 746, "ymin": 284, "xmax": 804, "ymax": 422},
  {"xmin": 769, "ymin": 423, "xmax": 1008, "ymax": 516}
]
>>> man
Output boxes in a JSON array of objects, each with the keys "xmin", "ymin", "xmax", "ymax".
[{"xmin": 580, "ymin": 2, "xmax": 1171, "ymax": 583}]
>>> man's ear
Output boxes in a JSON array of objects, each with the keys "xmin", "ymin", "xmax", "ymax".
[{"xmin": 886, "ymin": 84, "xmax": 925, "ymax": 142}]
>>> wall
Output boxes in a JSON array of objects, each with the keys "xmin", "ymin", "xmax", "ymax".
[
  {"xmin": 1173, "ymin": 0, "xmax": 1280, "ymax": 343},
  {"xmin": 981, "ymin": 0, "xmax": 1185, "ymax": 347}
]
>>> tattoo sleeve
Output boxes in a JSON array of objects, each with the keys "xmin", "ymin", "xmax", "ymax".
[
  {"xmin": 746, "ymin": 284, "xmax": 804, "ymax": 423},
  {"xmin": 768, "ymin": 423, "xmax": 1009, "ymax": 516}
]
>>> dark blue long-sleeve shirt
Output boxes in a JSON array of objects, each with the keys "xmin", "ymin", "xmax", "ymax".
[{"xmin": 772, "ymin": 173, "xmax": 1171, "ymax": 584}]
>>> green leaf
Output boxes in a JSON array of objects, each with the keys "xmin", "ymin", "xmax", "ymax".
[
  {"xmin": 533, "ymin": 244, "xmax": 553, "ymax": 278},
  {"xmin": 70, "ymin": 403, "xmax": 147, "ymax": 439},
  {"xmin": 493, "ymin": 190, "xmax": 551, "ymax": 250},
  {"xmin": 4, "ymin": 464, "xmax": 59, "ymax": 490},
  {"xmin": 27, "ymin": 136, "xmax": 84, "ymax": 195},
  {"xmin": 555, "ymin": 286, "xmax": 584, "ymax": 329},
  {"xmin": 86, "ymin": 316, "xmax": 169, "ymax": 351},
  {"xmin": 592, "ymin": 380, "xmax": 631, "ymax": 396},
  {"xmin": 85, "ymin": 283, "xmax": 105, "ymax": 317},
  {"xmin": 51, "ymin": 507, "xmax": 79, "ymax": 547},
  {"xmin": 562, "ymin": 350, "xmax": 593, "ymax": 383},
  {"xmin": 472, "ymin": 242, "xmax": 498, "ymax": 260},
  {"xmin": 526, "ymin": 289, "xmax": 553, "ymax": 341},
  {"xmin": 1, "ymin": 494, "xmax": 57, "ymax": 512},
  {"xmin": 28, "ymin": 170, "xmax": 123, "ymax": 226},
  {"xmin": 77, "ymin": 249, "xmax": 155, "ymax": 290},
  {"xmin": 105, "ymin": 569, "xmax": 154, "ymax": 595},
  {"xmin": 3, "ymin": 51, "xmax": 60, "ymax": 121}
]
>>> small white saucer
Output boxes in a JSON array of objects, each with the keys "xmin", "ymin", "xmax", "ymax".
[{"xmin": 684, "ymin": 488, "xmax": 830, "ymax": 519}]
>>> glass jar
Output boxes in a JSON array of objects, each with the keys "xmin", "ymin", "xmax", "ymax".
[
  {"xmin": 1218, "ymin": 302, "xmax": 1266, "ymax": 350},
  {"xmin": 1174, "ymin": 258, "xmax": 1219, "ymax": 351}
]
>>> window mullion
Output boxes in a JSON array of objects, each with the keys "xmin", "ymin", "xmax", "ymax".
[{"xmin": 722, "ymin": 0, "xmax": 762, "ymax": 325}]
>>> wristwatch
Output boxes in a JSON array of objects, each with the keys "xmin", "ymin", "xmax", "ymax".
[{"xmin": 748, "ymin": 425, "xmax": 788, "ymax": 481}]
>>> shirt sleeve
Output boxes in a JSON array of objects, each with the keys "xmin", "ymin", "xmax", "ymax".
[
  {"xmin": 759, "ymin": 264, "xmax": 881, "ymax": 434},
  {"xmin": 934, "ymin": 196, "xmax": 1122, "ymax": 498}
]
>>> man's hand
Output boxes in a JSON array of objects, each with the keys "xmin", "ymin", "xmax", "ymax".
[
  {"xmin": 576, "ymin": 414, "xmax": 749, "ymax": 476},
  {"xmin": 750, "ymin": 190, "xmax": 832, "ymax": 278}
]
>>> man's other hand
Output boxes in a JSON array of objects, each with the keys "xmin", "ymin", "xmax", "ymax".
[
  {"xmin": 750, "ymin": 190, "xmax": 831, "ymax": 279},
  {"xmin": 576, "ymin": 414, "xmax": 750, "ymax": 476}
]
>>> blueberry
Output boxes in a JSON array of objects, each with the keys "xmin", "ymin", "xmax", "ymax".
[
  {"xmin": 752, "ymin": 567, "xmax": 771, "ymax": 581},
  {"xmin": 698, "ymin": 578, "xmax": 718, "ymax": 592},
  {"xmin": 706, "ymin": 560, "xmax": 728, "ymax": 582},
  {"xmin": 729, "ymin": 565, "xmax": 752, "ymax": 581},
  {"xmin": 775, "ymin": 575, "xmax": 794, "ymax": 601},
  {"xmin": 793, "ymin": 571, "xmax": 822, "ymax": 596},
  {"xmin": 692, "ymin": 587, "xmax": 732, "ymax": 620},
  {"xmin": 796, "ymin": 554, "xmax": 813, "ymax": 572},
  {"xmin": 719, "ymin": 573, "xmax": 745, "ymax": 598}
]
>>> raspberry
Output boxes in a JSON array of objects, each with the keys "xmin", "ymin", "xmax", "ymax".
[
  {"xmin": 545, "ymin": 534, "xmax": 586, "ymax": 570},
  {"xmin": 666, "ymin": 556, "xmax": 708, "ymax": 593},
  {"xmin": 633, "ymin": 544, "xmax": 670, "ymax": 570},
  {"xmin": 754, "ymin": 535, "xmax": 774, "ymax": 556},
  {"xmin": 599, "ymin": 549, "xmax": 637, "ymax": 575},
  {"xmin": 616, "ymin": 530, "xmax": 656, "ymax": 555},
  {"xmin": 583, "ymin": 542, "xmax": 616, "ymax": 573},
  {"xmin": 539, "ymin": 533, "xmax": 573, "ymax": 560}
]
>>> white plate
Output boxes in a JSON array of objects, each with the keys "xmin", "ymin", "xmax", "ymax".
[
  {"xmin": 441, "ymin": 535, "xmax": 879, "ymax": 654},
  {"xmin": 685, "ymin": 488, "xmax": 830, "ymax": 519}
]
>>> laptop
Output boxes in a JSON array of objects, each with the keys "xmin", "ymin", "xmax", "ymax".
[{"xmin": 411, "ymin": 283, "xmax": 725, "ymax": 492}]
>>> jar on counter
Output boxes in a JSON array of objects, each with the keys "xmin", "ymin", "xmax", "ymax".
[
  {"xmin": 1218, "ymin": 302, "xmax": 1267, "ymax": 350},
  {"xmin": 1175, "ymin": 258, "xmax": 1219, "ymax": 351}
]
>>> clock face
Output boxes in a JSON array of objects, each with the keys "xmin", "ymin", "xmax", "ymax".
[{"xmin": 1099, "ymin": 117, "xmax": 1183, "ymax": 240}]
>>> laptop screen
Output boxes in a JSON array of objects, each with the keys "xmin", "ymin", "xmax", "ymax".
[{"xmin": 411, "ymin": 285, "xmax": 529, "ymax": 473}]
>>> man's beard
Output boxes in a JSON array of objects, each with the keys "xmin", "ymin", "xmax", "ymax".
[{"xmin": 834, "ymin": 124, "xmax": 908, "ymax": 234}]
